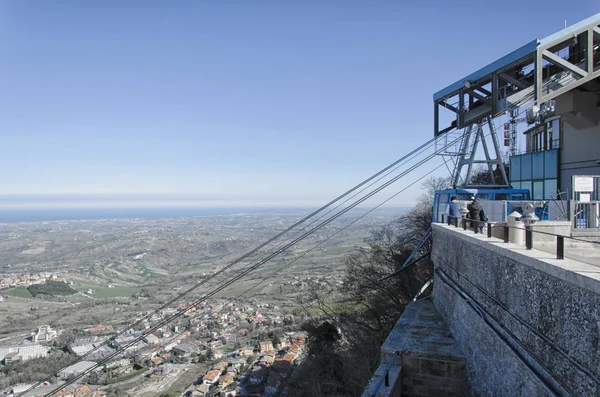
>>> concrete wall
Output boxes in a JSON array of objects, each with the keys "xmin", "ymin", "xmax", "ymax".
[
  {"xmin": 556, "ymin": 90, "xmax": 600, "ymax": 194},
  {"xmin": 432, "ymin": 224, "xmax": 600, "ymax": 396}
]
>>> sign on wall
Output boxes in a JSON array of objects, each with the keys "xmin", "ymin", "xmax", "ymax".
[{"xmin": 574, "ymin": 176, "xmax": 594, "ymax": 192}]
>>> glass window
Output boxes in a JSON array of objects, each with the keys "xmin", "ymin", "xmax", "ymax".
[
  {"xmin": 533, "ymin": 181, "xmax": 544, "ymax": 200},
  {"xmin": 510, "ymin": 156, "xmax": 521, "ymax": 181},
  {"xmin": 544, "ymin": 150, "xmax": 558, "ymax": 179},
  {"xmin": 551, "ymin": 119, "xmax": 560, "ymax": 149},
  {"xmin": 545, "ymin": 179, "xmax": 558, "ymax": 199},
  {"xmin": 521, "ymin": 181, "xmax": 532, "ymax": 196},
  {"xmin": 521, "ymin": 154, "xmax": 532, "ymax": 180},
  {"xmin": 495, "ymin": 193, "xmax": 510, "ymax": 200},
  {"xmin": 532, "ymin": 152, "xmax": 544, "ymax": 179},
  {"xmin": 476, "ymin": 193, "xmax": 491, "ymax": 200},
  {"xmin": 512, "ymin": 182, "xmax": 521, "ymax": 189}
]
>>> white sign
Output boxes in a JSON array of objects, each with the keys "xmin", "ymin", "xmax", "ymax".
[
  {"xmin": 580, "ymin": 193, "xmax": 591, "ymax": 203},
  {"xmin": 574, "ymin": 176, "xmax": 594, "ymax": 192}
]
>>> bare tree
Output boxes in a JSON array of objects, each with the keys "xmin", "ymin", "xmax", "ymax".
[{"xmin": 293, "ymin": 177, "xmax": 440, "ymax": 397}]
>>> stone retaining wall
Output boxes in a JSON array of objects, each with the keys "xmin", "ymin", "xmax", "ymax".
[{"xmin": 432, "ymin": 223, "xmax": 600, "ymax": 396}]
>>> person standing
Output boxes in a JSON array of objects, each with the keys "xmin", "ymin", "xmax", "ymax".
[
  {"xmin": 448, "ymin": 196, "xmax": 461, "ymax": 222},
  {"xmin": 467, "ymin": 196, "xmax": 484, "ymax": 234}
]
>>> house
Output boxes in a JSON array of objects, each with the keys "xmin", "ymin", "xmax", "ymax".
[
  {"xmin": 212, "ymin": 350, "xmax": 224, "ymax": 359},
  {"xmin": 33, "ymin": 325, "xmax": 57, "ymax": 342},
  {"xmin": 259, "ymin": 341, "xmax": 273, "ymax": 352},
  {"xmin": 4, "ymin": 351, "xmax": 19, "ymax": 364},
  {"xmin": 165, "ymin": 341, "xmax": 178, "ymax": 351},
  {"xmin": 213, "ymin": 361, "xmax": 229, "ymax": 371},
  {"xmin": 196, "ymin": 384, "xmax": 210, "ymax": 396},
  {"xmin": 73, "ymin": 385, "xmax": 106, "ymax": 397},
  {"xmin": 239, "ymin": 347, "xmax": 254, "ymax": 356},
  {"xmin": 219, "ymin": 374, "xmax": 235, "ymax": 388},
  {"xmin": 143, "ymin": 333, "xmax": 159, "ymax": 345},
  {"xmin": 173, "ymin": 343, "xmax": 195, "ymax": 356},
  {"xmin": 225, "ymin": 369, "xmax": 238, "ymax": 377},
  {"xmin": 237, "ymin": 328, "xmax": 248, "ymax": 336},
  {"xmin": 54, "ymin": 388, "xmax": 74, "ymax": 397},
  {"xmin": 150, "ymin": 356, "xmax": 164, "ymax": 366},
  {"xmin": 203, "ymin": 369, "xmax": 221, "ymax": 385},
  {"xmin": 51, "ymin": 384, "xmax": 105, "ymax": 397},
  {"xmin": 230, "ymin": 358, "xmax": 246, "ymax": 369}
]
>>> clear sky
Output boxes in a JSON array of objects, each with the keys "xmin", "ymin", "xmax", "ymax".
[{"xmin": 1, "ymin": 1, "xmax": 598, "ymax": 209}]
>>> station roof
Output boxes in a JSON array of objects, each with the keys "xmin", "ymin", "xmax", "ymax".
[{"xmin": 433, "ymin": 12, "xmax": 600, "ymax": 102}]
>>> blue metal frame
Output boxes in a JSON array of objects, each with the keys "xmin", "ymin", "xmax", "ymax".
[
  {"xmin": 433, "ymin": 12, "xmax": 600, "ymax": 102},
  {"xmin": 433, "ymin": 40, "xmax": 538, "ymax": 101}
]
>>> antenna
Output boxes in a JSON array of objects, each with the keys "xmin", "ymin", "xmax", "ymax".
[{"xmin": 564, "ymin": 20, "xmax": 567, "ymax": 28}]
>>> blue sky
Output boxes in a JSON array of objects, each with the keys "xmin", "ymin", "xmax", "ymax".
[{"xmin": 1, "ymin": 1, "xmax": 598, "ymax": 208}]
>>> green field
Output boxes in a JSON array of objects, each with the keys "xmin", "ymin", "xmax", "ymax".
[
  {"xmin": 74, "ymin": 284, "xmax": 141, "ymax": 298},
  {"xmin": 4, "ymin": 286, "xmax": 32, "ymax": 298}
]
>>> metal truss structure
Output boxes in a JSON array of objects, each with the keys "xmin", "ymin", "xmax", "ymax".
[
  {"xmin": 432, "ymin": 13, "xmax": 600, "ymax": 188},
  {"xmin": 450, "ymin": 117, "xmax": 509, "ymax": 189}
]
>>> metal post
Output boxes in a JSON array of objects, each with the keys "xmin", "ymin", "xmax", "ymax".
[
  {"xmin": 455, "ymin": 217, "xmax": 459, "ymax": 228},
  {"xmin": 487, "ymin": 223, "xmax": 492, "ymax": 238},
  {"xmin": 503, "ymin": 225, "xmax": 509, "ymax": 243},
  {"xmin": 442, "ymin": 214, "xmax": 445, "ymax": 224},
  {"xmin": 385, "ymin": 371, "xmax": 389, "ymax": 387},
  {"xmin": 462, "ymin": 218, "xmax": 467, "ymax": 230},
  {"xmin": 525, "ymin": 226, "xmax": 533, "ymax": 250},
  {"xmin": 557, "ymin": 236, "xmax": 564, "ymax": 259}
]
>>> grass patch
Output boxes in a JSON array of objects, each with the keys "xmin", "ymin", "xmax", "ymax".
[
  {"xmin": 74, "ymin": 284, "xmax": 140, "ymax": 298},
  {"xmin": 323, "ymin": 246, "xmax": 355, "ymax": 254},
  {"xmin": 4, "ymin": 286, "xmax": 32, "ymax": 298}
]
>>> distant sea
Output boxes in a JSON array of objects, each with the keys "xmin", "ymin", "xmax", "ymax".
[
  {"xmin": 0, "ymin": 206, "xmax": 408, "ymax": 224},
  {"xmin": 0, "ymin": 207, "xmax": 304, "ymax": 223}
]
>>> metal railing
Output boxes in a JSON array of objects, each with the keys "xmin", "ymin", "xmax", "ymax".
[
  {"xmin": 440, "ymin": 215, "xmax": 600, "ymax": 261},
  {"xmin": 573, "ymin": 201, "xmax": 600, "ymax": 229},
  {"xmin": 370, "ymin": 351, "xmax": 400, "ymax": 397}
]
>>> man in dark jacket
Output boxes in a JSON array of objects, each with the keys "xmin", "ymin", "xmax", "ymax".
[{"xmin": 467, "ymin": 197, "xmax": 484, "ymax": 234}]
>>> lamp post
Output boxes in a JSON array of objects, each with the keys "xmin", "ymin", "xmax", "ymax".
[{"xmin": 520, "ymin": 203, "xmax": 539, "ymax": 250}]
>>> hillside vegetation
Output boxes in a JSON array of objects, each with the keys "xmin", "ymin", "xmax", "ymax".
[{"xmin": 28, "ymin": 281, "xmax": 77, "ymax": 297}]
